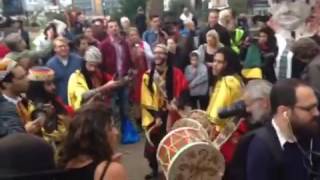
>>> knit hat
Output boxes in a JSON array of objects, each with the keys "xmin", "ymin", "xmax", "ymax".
[
  {"xmin": 27, "ymin": 66, "xmax": 55, "ymax": 82},
  {"xmin": 84, "ymin": 46, "xmax": 102, "ymax": 63},
  {"xmin": 0, "ymin": 58, "xmax": 17, "ymax": 81}
]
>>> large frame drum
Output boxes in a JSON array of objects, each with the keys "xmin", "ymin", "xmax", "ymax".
[{"xmin": 157, "ymin": 127, "xmax": 225, "ymax": 180}]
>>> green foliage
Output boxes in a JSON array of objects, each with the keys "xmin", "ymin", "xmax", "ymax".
[
  {"xmin": 112, "ymin": 0, "xmax": 147, "ymax": 20},
  {"xmin": 229, "ymin": 0, "xmax": 248, "ymax": 14},
  {"xmin": 169, "ymin": 0, "xmax": 191, "ymax": 17}
]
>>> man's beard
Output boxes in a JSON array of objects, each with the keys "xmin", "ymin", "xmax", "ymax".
[
  {"xmin": 155, "ymin": 57, "xmax": 166, "ymax": 66},
  {"xmin": 248, "ymin": 106, "xmax": 268, "ymax": 126},
  {"xmin": 291, "ymin": 116, "xmax": 320, "ymax": 138}
]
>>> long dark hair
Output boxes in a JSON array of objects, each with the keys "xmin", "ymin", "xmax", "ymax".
[
  {"xmin": 26, "ymin": 81, "xmax": 66, "ymax": 115},
  {"xmin": 216, "ymin": 47, "xmax": 242, "ymax": 77},
  {"xmin": 80, "ymin": 61, "xmax": 94, "ymax": 89},
  {"xmin": 60, "ymin": 102, "xmax": 114, "ymax": 166},
  {"xmin": 147, "ymin": 56, "xmax": 174, "ymax": 101}
]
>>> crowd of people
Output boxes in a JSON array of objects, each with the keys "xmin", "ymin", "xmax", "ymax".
[{"xmin": 1, "ymin": 1, "xmax": 320, "ymax": 179}]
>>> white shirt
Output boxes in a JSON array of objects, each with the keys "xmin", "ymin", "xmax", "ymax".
[
  {"xmin": 180, "ymin": 13, "xmax": 193, "ymax": 24},
  {"xmin": 275, "ymin": 33, "xmax": 293, "ymax": 79},
  {"xmin": 2, "ymin": 94, "xmax": 20, "ymax": 105},
  {"xmin": 59, "ymin": 58, "xmax": 68, "ymax": 66},
  {"xmin": 142, "ymin": 41, "xmax": 154, "ymax": 69},
  {"xmin": 272, "ymin": 118, "xmax": 295, "ymax": 150}
]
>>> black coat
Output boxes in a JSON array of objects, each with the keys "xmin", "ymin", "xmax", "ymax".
[{"xmin": 199, "ymin": 24, "xmax": 231, "ymax": 47}]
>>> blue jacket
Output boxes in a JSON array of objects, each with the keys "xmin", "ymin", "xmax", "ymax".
[
  {"xmin": 143, "ymin": 30, "xmax": 158, "ymax": 49},
  {"xmin": 47, "ymin": 53, "xmax": 82, "ymax": 104},
  {"xmin": 0, "ymin": 95, "xmax": 25, "ymax": 137}
]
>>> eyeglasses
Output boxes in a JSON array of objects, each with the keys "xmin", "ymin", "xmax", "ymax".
[{"xmin": 294, "ymin": 104, "xmax": 318, "ymax": 113}]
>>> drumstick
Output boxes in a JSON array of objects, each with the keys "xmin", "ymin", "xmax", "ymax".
[
  {"xmin": 212, "ymin": 118, "xmax": 243, "ymax": 149},
  {"xmin": 145, "ymin": 124, "xmax": 157, "ymax": 147}
]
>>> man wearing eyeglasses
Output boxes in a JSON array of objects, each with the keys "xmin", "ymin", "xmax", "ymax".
[
  {"xmin": 0, "ymin": 59, "xmax": 40, "ymax": 137},
  {"xmin": 246, "ymin": 79, "xmax": 320, "ymax": 180}
]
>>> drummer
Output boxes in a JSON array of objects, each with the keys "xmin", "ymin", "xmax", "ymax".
[{"xmin": 140, "ymin": 44, "xmax": 188, "ymax": 179}]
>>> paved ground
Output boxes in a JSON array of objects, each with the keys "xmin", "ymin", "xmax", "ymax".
[
  {"xmin": 118, "ymin": 135, "xmax": 166, "ymax": 180},
  {"xmin": 118, "ymin": 136, "xmax": 150, "ymax": 180}
]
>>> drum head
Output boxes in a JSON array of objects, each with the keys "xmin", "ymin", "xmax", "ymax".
[
  {"xmin": 185, "ymin": 110, "xmax": 213, "ymax": 129},
  {"xmin": 157, "ymin": 127, "xmax": 209, "ymax": 174},
  {"xmin": 167, "ymin": 142, "xmax": 225, "ymax": 180},
  {"xmin": 172, "ymin": 118, "xmax": 209, "ymax": 138}
]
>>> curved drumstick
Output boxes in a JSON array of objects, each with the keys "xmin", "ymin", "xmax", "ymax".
[
  {"xmin": 145, "ymin": 124, "xmax": 157, "ymax": 147},
  {"xmin": 212, "ymin": 118, "xmax": 243, "ymax": 149}
]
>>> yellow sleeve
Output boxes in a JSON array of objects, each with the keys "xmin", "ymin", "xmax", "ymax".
[
  {"xmin": 140, "ymin": 73, "xmax": 160, "ymax": 129},
  {"xmin": 207, "ymin": 76, "xmax": 243, "ymax": 123},
  {"xmin": 67, "ymin": 71, "xmax": 89, "ymax": 110}
]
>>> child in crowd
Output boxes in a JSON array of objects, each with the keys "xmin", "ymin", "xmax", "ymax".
[{"xmin": 184, "ymin": 50, "xmax": 209, "ymax": 110}]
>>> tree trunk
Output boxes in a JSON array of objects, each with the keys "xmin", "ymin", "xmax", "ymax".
[{"xmin": 146, "ymin": 0, "xmax": 163, "ymax": 18}]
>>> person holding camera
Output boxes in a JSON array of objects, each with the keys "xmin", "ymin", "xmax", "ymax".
[
  {"xmin": 68, "ymin": 46, "xmax": 123, "ymax": 110},
  {"xmin": 220, "ymin": 80, "xmax": 272, "ymax": 166}
]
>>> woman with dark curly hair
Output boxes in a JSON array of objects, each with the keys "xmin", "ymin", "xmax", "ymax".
[{"xmin": 59, "ymin": 102, "xmax": 127, "ymax": 180}]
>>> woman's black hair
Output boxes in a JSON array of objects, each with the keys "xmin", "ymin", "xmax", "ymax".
[
  {"xmin": 216, "ymin": 47, "xmax": 242, "ymax": 77},
  {"xmin": 26, "ymin": 81, "xmax": 66, "ymax": 115},
  {"xmin": 259, "ymin": 26, "xmax": 277, "ymax": 50},
  {"xmin": 147, "ymin": 54, "xmax": 174, "ymax": 101},
  {"xmin": 44, "ymin": 23, "xmax": 58, "ymax": 40},
  {"xmin": 60, "ymin": 102, "xmax": 114, "ymax": 166},
  {"xmin": 80, "ymin": 61, "xmax": 93, "ymax": 89}
]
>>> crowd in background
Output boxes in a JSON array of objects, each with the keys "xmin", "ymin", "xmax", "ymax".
[{"xmin": 1, "ymin": 3, "xmax": 320, "ymax": 180}]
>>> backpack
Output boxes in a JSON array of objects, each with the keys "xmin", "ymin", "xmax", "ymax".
[{"xmin": 224, "ymin": 126, "xmax": 283, "ymax": 180}]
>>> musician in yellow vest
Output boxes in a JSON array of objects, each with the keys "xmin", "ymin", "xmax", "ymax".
[
  {"xmin": 207, "ymin": 47, "xmax": 244, "ymax": 124},
  {"xmin": 141, "ymin": 44, "xmax": 188, "ymax": 179}
]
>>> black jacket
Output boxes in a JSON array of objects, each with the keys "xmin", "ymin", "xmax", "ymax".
[{"xmin": 199, "ymin": 24, "xmax": 231, "ymax": 47}]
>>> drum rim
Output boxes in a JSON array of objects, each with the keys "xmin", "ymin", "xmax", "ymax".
[
  {"xmin": 167, "ymin": 142, "xmax": 225, "ymax": 179},
  {"xmin": 156, "ymin": 127, "xmax": 207, "ymax": 162},
  {"xmin": 172, "ymin": 118, "xmax": 209, "ymax": 138},
  {"xmin": 156, "ymin": 127, "xmax": 210, "ymax": 177}
]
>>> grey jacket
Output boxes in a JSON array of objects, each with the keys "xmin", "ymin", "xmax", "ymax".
[
  {"xmin": 0, "ymin": 95, "xmax": 25, "ymax": 137},
  {"xmin": 197, "ymin": 43, "xmax": 224, "ymax": 63},
  {"xmin": 185, "ymin": 63, "xmax": 209, "ymax": 96}
]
